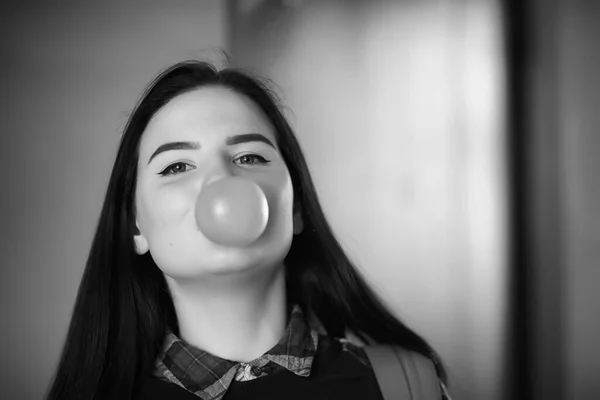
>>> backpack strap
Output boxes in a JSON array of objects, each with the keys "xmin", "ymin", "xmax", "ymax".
[{"xmin": 364, "ymin": 345, "xmax": 442, "ymax": 400}]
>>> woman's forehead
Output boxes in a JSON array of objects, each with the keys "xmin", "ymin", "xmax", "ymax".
[{"xmin": 140, "ymin": 86, "xmax": 277, "ymax": 152}]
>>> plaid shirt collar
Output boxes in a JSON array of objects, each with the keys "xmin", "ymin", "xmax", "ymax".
[{"xmin": 152, "ymin": 304, "xmax": 320, "ymax": 400}]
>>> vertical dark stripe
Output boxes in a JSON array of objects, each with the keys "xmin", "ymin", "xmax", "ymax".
[
  {"xmin": 504, "ymin": 0, "xmax": 565, "ymax": 399},
  {"xmin": 502, "ymin": 0, "xmax": 531, "ymax": 398}
]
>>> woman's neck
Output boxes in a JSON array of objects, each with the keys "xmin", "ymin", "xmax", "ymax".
[{"xmin": 165, "ymin": 264, "xmax": 288, "ymax": 363}]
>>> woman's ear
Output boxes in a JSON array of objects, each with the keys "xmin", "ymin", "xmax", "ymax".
[
  {"xmin": 293, "ymin": 202, "xmax": 304, "ymax": 235},
  {"xmin": 133, "ymin": 220, "xmax": 149, "ymax": 255}
]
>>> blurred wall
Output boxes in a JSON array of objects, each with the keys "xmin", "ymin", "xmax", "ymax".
[
  {"xmin": 0, "ymin": 1, "xmax": 226, "ymax": 399},
  {"xmin": 560, "ymin": 2, "xmax": 600, "ymax": 397},
  {"xmin": 229, "ymin": 1, "xmax": 509, "ymax": 399},
  {"xmin": 525, "ymin": 0, "xmax": 600, "ymax": 399}
]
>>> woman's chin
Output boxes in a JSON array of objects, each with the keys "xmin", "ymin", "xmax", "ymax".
[{"xmin": 160, "ymin": 253, "xmax": 282, "ymax": 282}]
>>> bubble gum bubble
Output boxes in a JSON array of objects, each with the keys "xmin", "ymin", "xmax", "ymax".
[{"xmin": 195, "ymin": 177, "xmax": 269, "ymax": 247}]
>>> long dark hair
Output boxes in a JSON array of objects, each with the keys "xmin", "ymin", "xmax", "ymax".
[{"xmin": 45, "ymin": 61, "xmax": 447, "ymax": 400}]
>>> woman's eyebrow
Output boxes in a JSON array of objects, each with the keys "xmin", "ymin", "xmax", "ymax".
[
  {"xmin": 226, "ymin": 133, "xmax": 276, "ymax": 149},
  {"xmin": 147, "ymin": 134, "xmax": 276, "ymax": 165},
  {"xmin": 147, "ymin": 141, "xmax": 199, "ymax": 165}
]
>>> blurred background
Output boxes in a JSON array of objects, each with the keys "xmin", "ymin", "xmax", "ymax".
[{"xmin": 0, "ymin": 0, "xmax": 598, "ymax": 399}]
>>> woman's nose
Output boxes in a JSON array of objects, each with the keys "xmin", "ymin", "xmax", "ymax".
[{"xmin": 200, "ymin": 156, "xmax": 234, "ymax": 188}]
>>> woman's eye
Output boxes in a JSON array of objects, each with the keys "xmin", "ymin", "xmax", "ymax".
[
  {"xmin": 158, "ymin": 162, "xmax": 195, "ymax": 176},
  {"xmin": 234, "ymin": 154, "xmax": 271, "ymax": 165}
]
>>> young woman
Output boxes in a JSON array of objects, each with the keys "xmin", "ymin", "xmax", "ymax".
[{"xmin": 45, "ymin": 61, "xmax": 450, "ymax": 400}]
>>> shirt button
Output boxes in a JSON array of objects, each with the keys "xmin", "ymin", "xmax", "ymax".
[{"xmin": 250, "ymin": 366, "xmax": 262, "ymax": 376}]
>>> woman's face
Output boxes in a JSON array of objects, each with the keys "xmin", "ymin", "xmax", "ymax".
[{"xmin": 134, "ymin": 86, "xmax": 301, "ymax": 279}]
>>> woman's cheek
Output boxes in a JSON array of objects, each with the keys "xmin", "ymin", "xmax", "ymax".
[{"xmin": 149, "ymin": 187, "xmax": 196, "ymax": 229}]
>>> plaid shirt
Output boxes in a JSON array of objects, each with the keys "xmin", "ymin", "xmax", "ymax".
[
  {"xmin": 152, "ymin": 304, "xmax": 452, "ymax": 400},
  {"xmin": 152, "ymin": 304, "xmax": 319, "ymax": 400}
]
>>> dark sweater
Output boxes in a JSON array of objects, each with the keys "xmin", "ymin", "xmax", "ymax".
[{"xmin": 137, "ymin": 334, "xmax": 385, "ymax": 400}]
